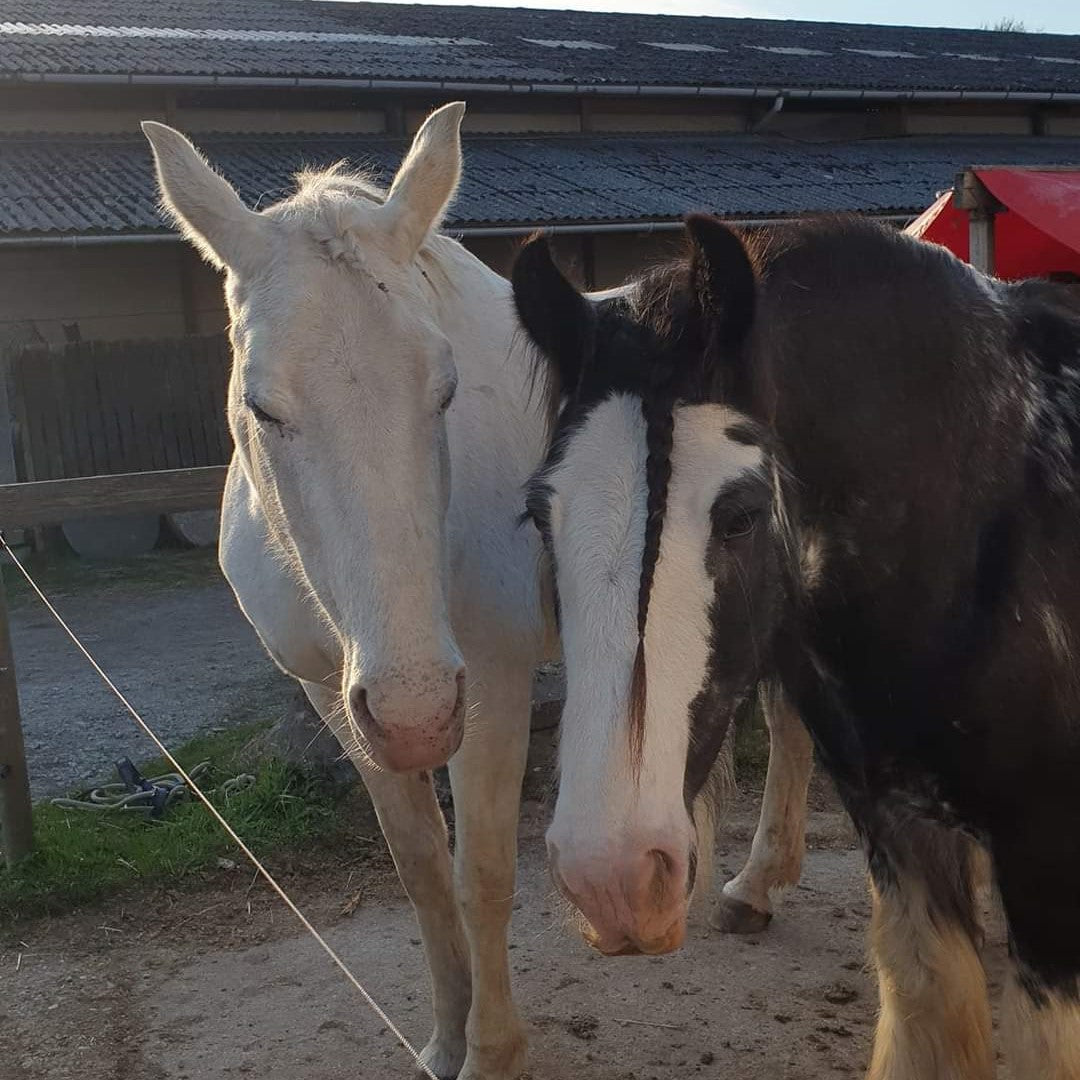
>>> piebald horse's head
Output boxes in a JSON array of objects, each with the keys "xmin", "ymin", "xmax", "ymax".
[
  {"xmin": 513, "ymin": 218, "xmax": 788, "ymax": 955},
  {"xmin": 144, "ymin": 104, "xmax": 470, "ymax": 773}
]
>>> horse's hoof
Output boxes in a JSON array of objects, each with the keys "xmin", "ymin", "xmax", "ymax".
[
  {"xmin": 418, "ymin": 1034, "xmax": 467, "ymax": 1080},
  {"xmin": 710, "ymin": 893, "xmax": 773, "ymax": 935}
]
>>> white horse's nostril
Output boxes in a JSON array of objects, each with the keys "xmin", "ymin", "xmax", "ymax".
[
  {"xmin": 348, "ymin": 684, "xmax": 381, "ymax": 734},
  {"xmin": 454, "ymin": 670, "xmax": 467, "ymax": 716},
  {"xmin": 349, "ymin": 668, "xmax": 465, "ymax": 740}
]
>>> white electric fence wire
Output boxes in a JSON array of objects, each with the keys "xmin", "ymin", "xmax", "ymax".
[{"xmin": 0, "ymin": 534, "xmax": 437, "ymax": 1080}]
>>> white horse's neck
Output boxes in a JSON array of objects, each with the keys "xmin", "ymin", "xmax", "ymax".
[
  {"xmin": 428, "ymin": 235, "xmax": 547, "ymax": 466},
  {"xmin": 421, "ymin": 235, "xmax": 553, "ymax": 650},
  {"xmin": 428, "ymin": 235, "xmax": 518, "ymax": 372}
]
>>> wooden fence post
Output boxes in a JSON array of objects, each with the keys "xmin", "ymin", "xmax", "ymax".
[
  {"xmin": 954, "ymin": 169, "xmax": 1002, "ymax": 277},
  {"xmin": 0, "ymin": 354, "xmax": 16, "ymax": 487},
  {"xmin": 968, "ymin": 208, "xmax": 996, "ymax": 277},
  {"xmin": 0, "ymin": 565, "xmax": 33, "ymax": 867}
]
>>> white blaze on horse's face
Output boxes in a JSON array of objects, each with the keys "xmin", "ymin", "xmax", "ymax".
[
  {"xmin": 143, "ymin": 105, "xmax": 471, "ymax": 773},
  {"xmin": 544, "ymin": 396, "xmax": 763, "ymax": 956}
]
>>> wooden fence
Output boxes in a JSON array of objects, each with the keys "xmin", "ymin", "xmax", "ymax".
[
  {"xmin": 6, "ymin": 334, "xmax": 232, "ymax": 482},
  {"xmin": 0, "ymin": 333, "xmax": 234, "ymax": 858}
]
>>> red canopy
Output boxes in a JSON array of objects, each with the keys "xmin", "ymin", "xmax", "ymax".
[{"xmin": 905, "ymin": 169, "xmax": 1080, "ymax": 281}]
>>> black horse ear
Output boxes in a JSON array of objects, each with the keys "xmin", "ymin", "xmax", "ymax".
[
  {"xmin": 512, "ymin": 234, "xmax": 595, "ymax": 398},
  {"xmin": 685, "ymin": 214, "xmax": 756, "ymax": 352}
]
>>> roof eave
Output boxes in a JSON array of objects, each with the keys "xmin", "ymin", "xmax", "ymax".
[
  {"xmin": 4, "ymin": 71, "xmax": 1080, "ymax": 103},
  {"xmin": 0, "ymin": 213, "xmax": 919, "ymax": 248}
]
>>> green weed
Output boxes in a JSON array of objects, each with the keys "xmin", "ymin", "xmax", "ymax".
[{"xmin": 0, "ymin": 724, "xmax": 348, "ymax": 924}]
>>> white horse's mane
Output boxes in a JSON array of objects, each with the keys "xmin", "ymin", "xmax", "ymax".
[
  {"xmin": 293, "ymin": 160, "xmax": 386, "ymax": 207},
  {"xmin": 267, "ymin": 162, "xmax": 383, "ymax": 266},
  {"xmin": 276, "ymin": 160, "xmax": 457, "ymax": 293}
]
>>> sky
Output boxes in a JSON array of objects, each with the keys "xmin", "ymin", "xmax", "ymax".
[{"xmin": 333, "ymin": 0, "xmax": 1080, "ymax": 35}]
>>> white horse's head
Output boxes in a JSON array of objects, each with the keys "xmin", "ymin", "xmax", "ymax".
[{"xmin": 143, "ymin": 104, "xmax": 470, "ymax": 772}]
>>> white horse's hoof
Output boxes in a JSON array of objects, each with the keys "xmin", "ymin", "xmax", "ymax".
[
  {"xmin": 418, "ymin": 1033, "xmax": 468, "ymax": 1080},
  {"xmin": 711, "ymin": 891, "xmax": 773, "ymax": 934}
]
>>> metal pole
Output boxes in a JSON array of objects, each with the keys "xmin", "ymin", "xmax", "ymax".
[{"xmin": 0, "ymin": 561, "xmax": 33, "ymax": 866}]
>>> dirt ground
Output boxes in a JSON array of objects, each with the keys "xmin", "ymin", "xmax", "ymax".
[
  {"xmin": 4, "ymin": 557, "xmax": 1016, "ymax": 1078},
  {"xmin": 1, "ymin": 783, "xmax": 1016, "ymax": 1080}
]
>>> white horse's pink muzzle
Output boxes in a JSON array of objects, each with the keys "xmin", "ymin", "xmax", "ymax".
[{"xmin": 347, "ymin": 668, "xmax": 465, "ymax": 772}]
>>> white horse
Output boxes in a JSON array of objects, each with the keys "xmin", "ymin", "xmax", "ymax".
[{"xmin": 142, "ymin": 104, "xmax": 811, "ymax": 1079}]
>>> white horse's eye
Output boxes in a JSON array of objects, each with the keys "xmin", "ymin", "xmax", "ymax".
[
  {"xmin": 437, "ymin": 382, "xmax": 458, "ymax": 414},
  {"xmin": 244, "ymin": 393, "xmax": 284, "ymax": 427}
]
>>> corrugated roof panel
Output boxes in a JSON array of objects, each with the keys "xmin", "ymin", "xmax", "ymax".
[
  {"xmin": 0, "ymin": 1, "xmax": 1078, "ymax": 92},
  {"xmin": 1, "ymin": 131, "xmax": 1079, "ymax": 236}
]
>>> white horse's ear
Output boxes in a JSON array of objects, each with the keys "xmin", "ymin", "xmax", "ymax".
[
  {"xmin": 382, "ymin": 102, "xmax": 465, "ymax": 260},
  {"xmin": 141, "ymin": 121, "xmax": 269, "ymax": 272}
]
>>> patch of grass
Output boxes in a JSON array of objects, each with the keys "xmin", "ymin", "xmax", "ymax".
[
  {"xmin": 0, "ymin": 724, "xmax": 349, "ymax": 925},
  {"xmin": 3, "ymin": 546, "xmax": 223, "ymax": 610},
  {"xmin": 137, "ymin": 722, "xmax": 266, "ymax": 779}
]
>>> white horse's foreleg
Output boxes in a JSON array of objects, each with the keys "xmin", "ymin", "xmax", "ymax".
[
  {"xmin": 712, "ymin": 684, "xmax": 814, "ymax": 934},
  {"xmin": 304, "ymin": 683, "xmax": 472, "ymax": 1080},
  {"xmin": 447, "ymin": 658, "xmax": 532, "ymax": 1080}
]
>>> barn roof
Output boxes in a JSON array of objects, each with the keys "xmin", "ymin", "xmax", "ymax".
[
  {"xmin": 2, "ymin": 131, "xmax": 1080, "ymax": 239},
  {"xmin": 2, "ymin": 1, "xmax": 1080, "ymax": 97}
]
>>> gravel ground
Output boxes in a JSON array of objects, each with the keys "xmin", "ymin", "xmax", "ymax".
[{"xmin": 7, "ymin": 558, "xmax": 291, "ymax": 798}]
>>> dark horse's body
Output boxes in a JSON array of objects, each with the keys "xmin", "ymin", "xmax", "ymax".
[
  {"xmin": 513, "ymin": 216, "xmax": 1080, "ymax": 1077},
  {"xmin": 748, "ymin": 223, "xmax": 1080, "ymax": 974}
]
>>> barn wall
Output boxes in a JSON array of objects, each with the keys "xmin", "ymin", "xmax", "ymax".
[
  {"xmin": 176, "ymin": 108, "xmax": 386, "ymax": 133},
  {"xmin": 461, "ymin": 236, "xmax": 519, "ymax": 278},
  {"xmin": 464, "ymin": 233, "xmax": 679, "ymax": 290},
  {"xmin": 186, "ymin": 257, "xmax": 230, "ymax": 335},
  {"xmin": 1045, "ymin": 115, "xmax": 1080, "ymax": 136},
  {"xmin": 459, "ymin": 111, "xmax": 583, "ymax": 134},
  {"xmin": 0, "ymin": 229, "xmax": 684, "ymax": 348},
  {"xmin": 592, "ymin": 231, "xmax": 684, "ymax": 288},
  {"xmin": 1, "ymin": 239, "xmax": 528, "ymax": 348},
  {"xmin": 769, "ymin": 108, "xmax": 904, "ymax": 138},
  {"xmin": 583, "ymin": 99, "xmax": 746, "ymax": 133},
  {"xmin": 0, "ymin": 85, "xmax": 170, "ymax": 134},
  {"xmin": 0, "ymin": 245, "xmax": 225, "ymax": 346},
  {"xmin": 463, "ymin": 234, "xmax": 591, "ymax": 286},
  {"xmin": 4, "ymin": 81, "xmax": 1077, "ymax": 141},
  {"xmin": 904, "ymin": 106, "xmax": 1033, "ymax": 136},
  {"xmin": 408, "ymin": 102, "xmax": 749, "ymax": 134}
]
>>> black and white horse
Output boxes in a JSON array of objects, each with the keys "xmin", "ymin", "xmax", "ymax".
[{"xmin": 512, "ymin": 214, "xmax": 1080, "ymax": 1078}]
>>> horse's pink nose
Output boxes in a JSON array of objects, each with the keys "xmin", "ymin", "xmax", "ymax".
[
  {"xmin": 348, "ymin": 669, "xmax": 465, "ymax": 772},
  {"xmin": 547, "ymin": 836, "xmax": 691, "ymax": 956}
]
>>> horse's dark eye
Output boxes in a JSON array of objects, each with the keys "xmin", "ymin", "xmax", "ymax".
[
  {"xmin": 524, "ymin": 507, "xmax": 545, "ymax": 538},
  {"xmin": 722, "ymin": 508, "xmax": 758, "ymax": 542},
  {"xmin": 244, "ymin": 394, "xmax": 283, "ymax": 426},
  {"xmin": 434, "ymin": 376, "xmax": 458, "ymax": 415},
  {"xmin": 521, "ymin": 499, "xmax": 551, "ymax": 545}
]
